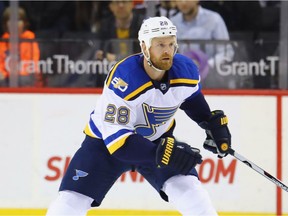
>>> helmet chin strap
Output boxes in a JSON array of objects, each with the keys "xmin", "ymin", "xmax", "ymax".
[
  {"xmin": 143, "ymin": 49, "xmax": 165, "ymax": 73},
  {"xmin": 142, "ymin": 42, "xmax": 178, "ymax": 73}
]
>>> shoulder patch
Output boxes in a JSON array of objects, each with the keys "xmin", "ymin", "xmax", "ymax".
[
  {"xmin": 105, "ymin": 54, "xmax": 152, "ymax": 101},
  {"xmin": 112, "ymin": 77, "xmax": 129, "ymax": 92}
]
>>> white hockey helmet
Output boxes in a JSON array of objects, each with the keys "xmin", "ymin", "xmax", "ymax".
[{"xmin": 138, "ymin": 16, "xmax": 177, "ymax": 51}]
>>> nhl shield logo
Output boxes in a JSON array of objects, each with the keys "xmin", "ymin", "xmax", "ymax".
[{"xmin": 160, "ymin": 83, "xmax": 167, "ymax": 91}]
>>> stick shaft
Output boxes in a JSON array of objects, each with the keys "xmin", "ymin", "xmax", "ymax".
[{"xmin": 228, "ymin": 148, "xmax": 288, "ymax": 192}]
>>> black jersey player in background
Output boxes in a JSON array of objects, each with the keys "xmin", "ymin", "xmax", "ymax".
[{"xmin": 46, "ymin": 16, "xmax": 231, "ymax": 216}]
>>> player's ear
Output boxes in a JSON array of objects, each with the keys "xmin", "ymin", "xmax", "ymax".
[{"xmin": 141, "ymin": 42, "xmax": 148, "ymax": 56}]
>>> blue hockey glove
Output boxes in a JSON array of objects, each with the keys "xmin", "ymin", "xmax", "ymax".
[
  {"xmin": 199, "ymin": 110, "xmax": 231, "ymax": 158},
  {"xmin": 156, "ymin": 137, "xmax": 203, "ymax": 175}
]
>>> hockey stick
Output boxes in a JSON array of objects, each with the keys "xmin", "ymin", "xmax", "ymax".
[{"xmin": 228, "ymin": 148, "xmax": 288, "ymax": 192}]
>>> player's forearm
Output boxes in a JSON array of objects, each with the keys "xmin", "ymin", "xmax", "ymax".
[{"xmin": 180, "ymin": 92, "xmax": 211, "ymax": 124}]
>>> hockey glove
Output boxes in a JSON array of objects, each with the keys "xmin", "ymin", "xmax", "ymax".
[
  {"xmin": 199, "ymin": 110, "xmax": 231, "ymax": 158},
  {"xmin": 156, "ymin": 137, "xmax": 203, "ymax": 175}
]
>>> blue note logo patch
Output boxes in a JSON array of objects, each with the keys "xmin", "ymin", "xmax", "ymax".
[{"xmin": 72, "ymin": 169, "xmax": 89, "ymax": 181}]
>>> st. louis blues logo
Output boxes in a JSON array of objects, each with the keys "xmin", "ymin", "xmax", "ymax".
[
  {"xmin": 72, "ymin": 169, "xmax": 89, "ymax": 181},
  {"xmin": 135, "ymin": 103, "xmax": 178, "ymax": 138}
]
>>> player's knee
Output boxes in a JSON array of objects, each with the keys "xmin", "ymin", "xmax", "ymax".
[
  {"xmin": 162, "ymin": 175, "xmax": 217, "ymax": 216},
  {"xmin": 46, "ymin": 190, "xmax": 93, "ymax": 216},
  {"xmin": 163, "ymin": 175, "xmax": 199, "ymax": 197}
]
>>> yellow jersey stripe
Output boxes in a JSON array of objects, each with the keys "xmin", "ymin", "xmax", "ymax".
[
  {"xmin": 124, "ymin": 81, "xmax": 153, "ymax": 101},
  {"xmin": 166, "ymin": 119, "xmax": 175, "ymax": 132},
  {"xmin": 105, "ymin": 53, "xmax": 141, "ymax": 86},
  {"xmin": 83, "ymin": 124, "xmax": 97, "ymax": 138},
  {"xmin": 108, "ymin": 134, "xmax": 130, "ymax": 154},
  {"xmin": 170, "ymin": 78, "xmax": 199, "ymax": 85},
  {"xmin": 106, "ymin": 58, "xmax": 127, "ymax": 86}
]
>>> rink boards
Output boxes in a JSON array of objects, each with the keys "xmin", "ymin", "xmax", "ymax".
[{"xmin": 0, "ymin": 89, "xmax": 287, "ymax": 216}]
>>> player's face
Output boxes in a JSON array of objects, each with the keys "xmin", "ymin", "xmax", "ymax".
[{"xmin": 149, "ymin": 36, "xmax": 177, "ymax": 71}]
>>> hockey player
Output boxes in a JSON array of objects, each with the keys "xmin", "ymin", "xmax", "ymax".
[{"xmin": 46, "ymin": 16, "xmax": 231, "ymax": 216}]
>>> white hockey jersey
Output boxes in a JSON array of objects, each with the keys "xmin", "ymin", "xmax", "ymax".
[{"xmin": 84, "ymin": 53, "xmax": 201, "ymax": 154}]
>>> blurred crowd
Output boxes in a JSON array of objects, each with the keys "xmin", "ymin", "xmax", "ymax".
[
  {"xmin": 0, "ymin": 0, "xmax": 281, "ymax": 88},
  {"xmin": 0, "ymin": 1, "xmax": 280, "ymax": 38}
]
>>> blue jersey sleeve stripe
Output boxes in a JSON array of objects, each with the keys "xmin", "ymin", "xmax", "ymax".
[
  {"xmin": 107, "ymin": 134, "xmax": 130, "ymax": 154},
  {"xmin": 105, "ymin": 129, "xmax": 134, "ymax": 154},
  {"xmin": 105, "ymin": 128, "xmax": 134, "ymax": 144},
  {"xmin": 124, "ymin": 81, "xmax": 153, "ymax": 101},
  {"xmin": 83, "ymin": 118, "xmax": 102, "ymax": 138}
]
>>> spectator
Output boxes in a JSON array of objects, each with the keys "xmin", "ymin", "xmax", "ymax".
[
  {"xmin": 133, "ymin": 0, "xmax": 147, "ymax": 16},
  {"xmin": 0, "ymin": 2, "xmax": 9, "ymax": 36},
  {"xmin": 96, "ymin": 0, "xmax": 145, "ymax": 62},
  {"xmin": 201, "ymin": 1, "xmax": 280, "ymax": 89},
  {"xmin": 252, "ymin": 0, "xmax": 280, "ymax": 89},
  {"xmin": 200, "ymin": 1, "xmax": 262, "ymax": 33},
  {"xmin": 74, "ymin": 1, "xmax": 111, "ymax": 33},
  {"xmin": 155, "ymin": 0, "xmax": 179, "ymax": 19},
  {"xmin": 170, "ymin": 0, "xmax": 234, "ymax": 88},
  {"xmin": 258, "ymin": 0, "xmax": 280, "ymax": 32},
  {"xmin": 0, "ymin": 7, "xmax": 43, "ymax": 87},
  {"xmin": 19, "ymin": 1, "xmax": 76, "ymax": 37}
]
